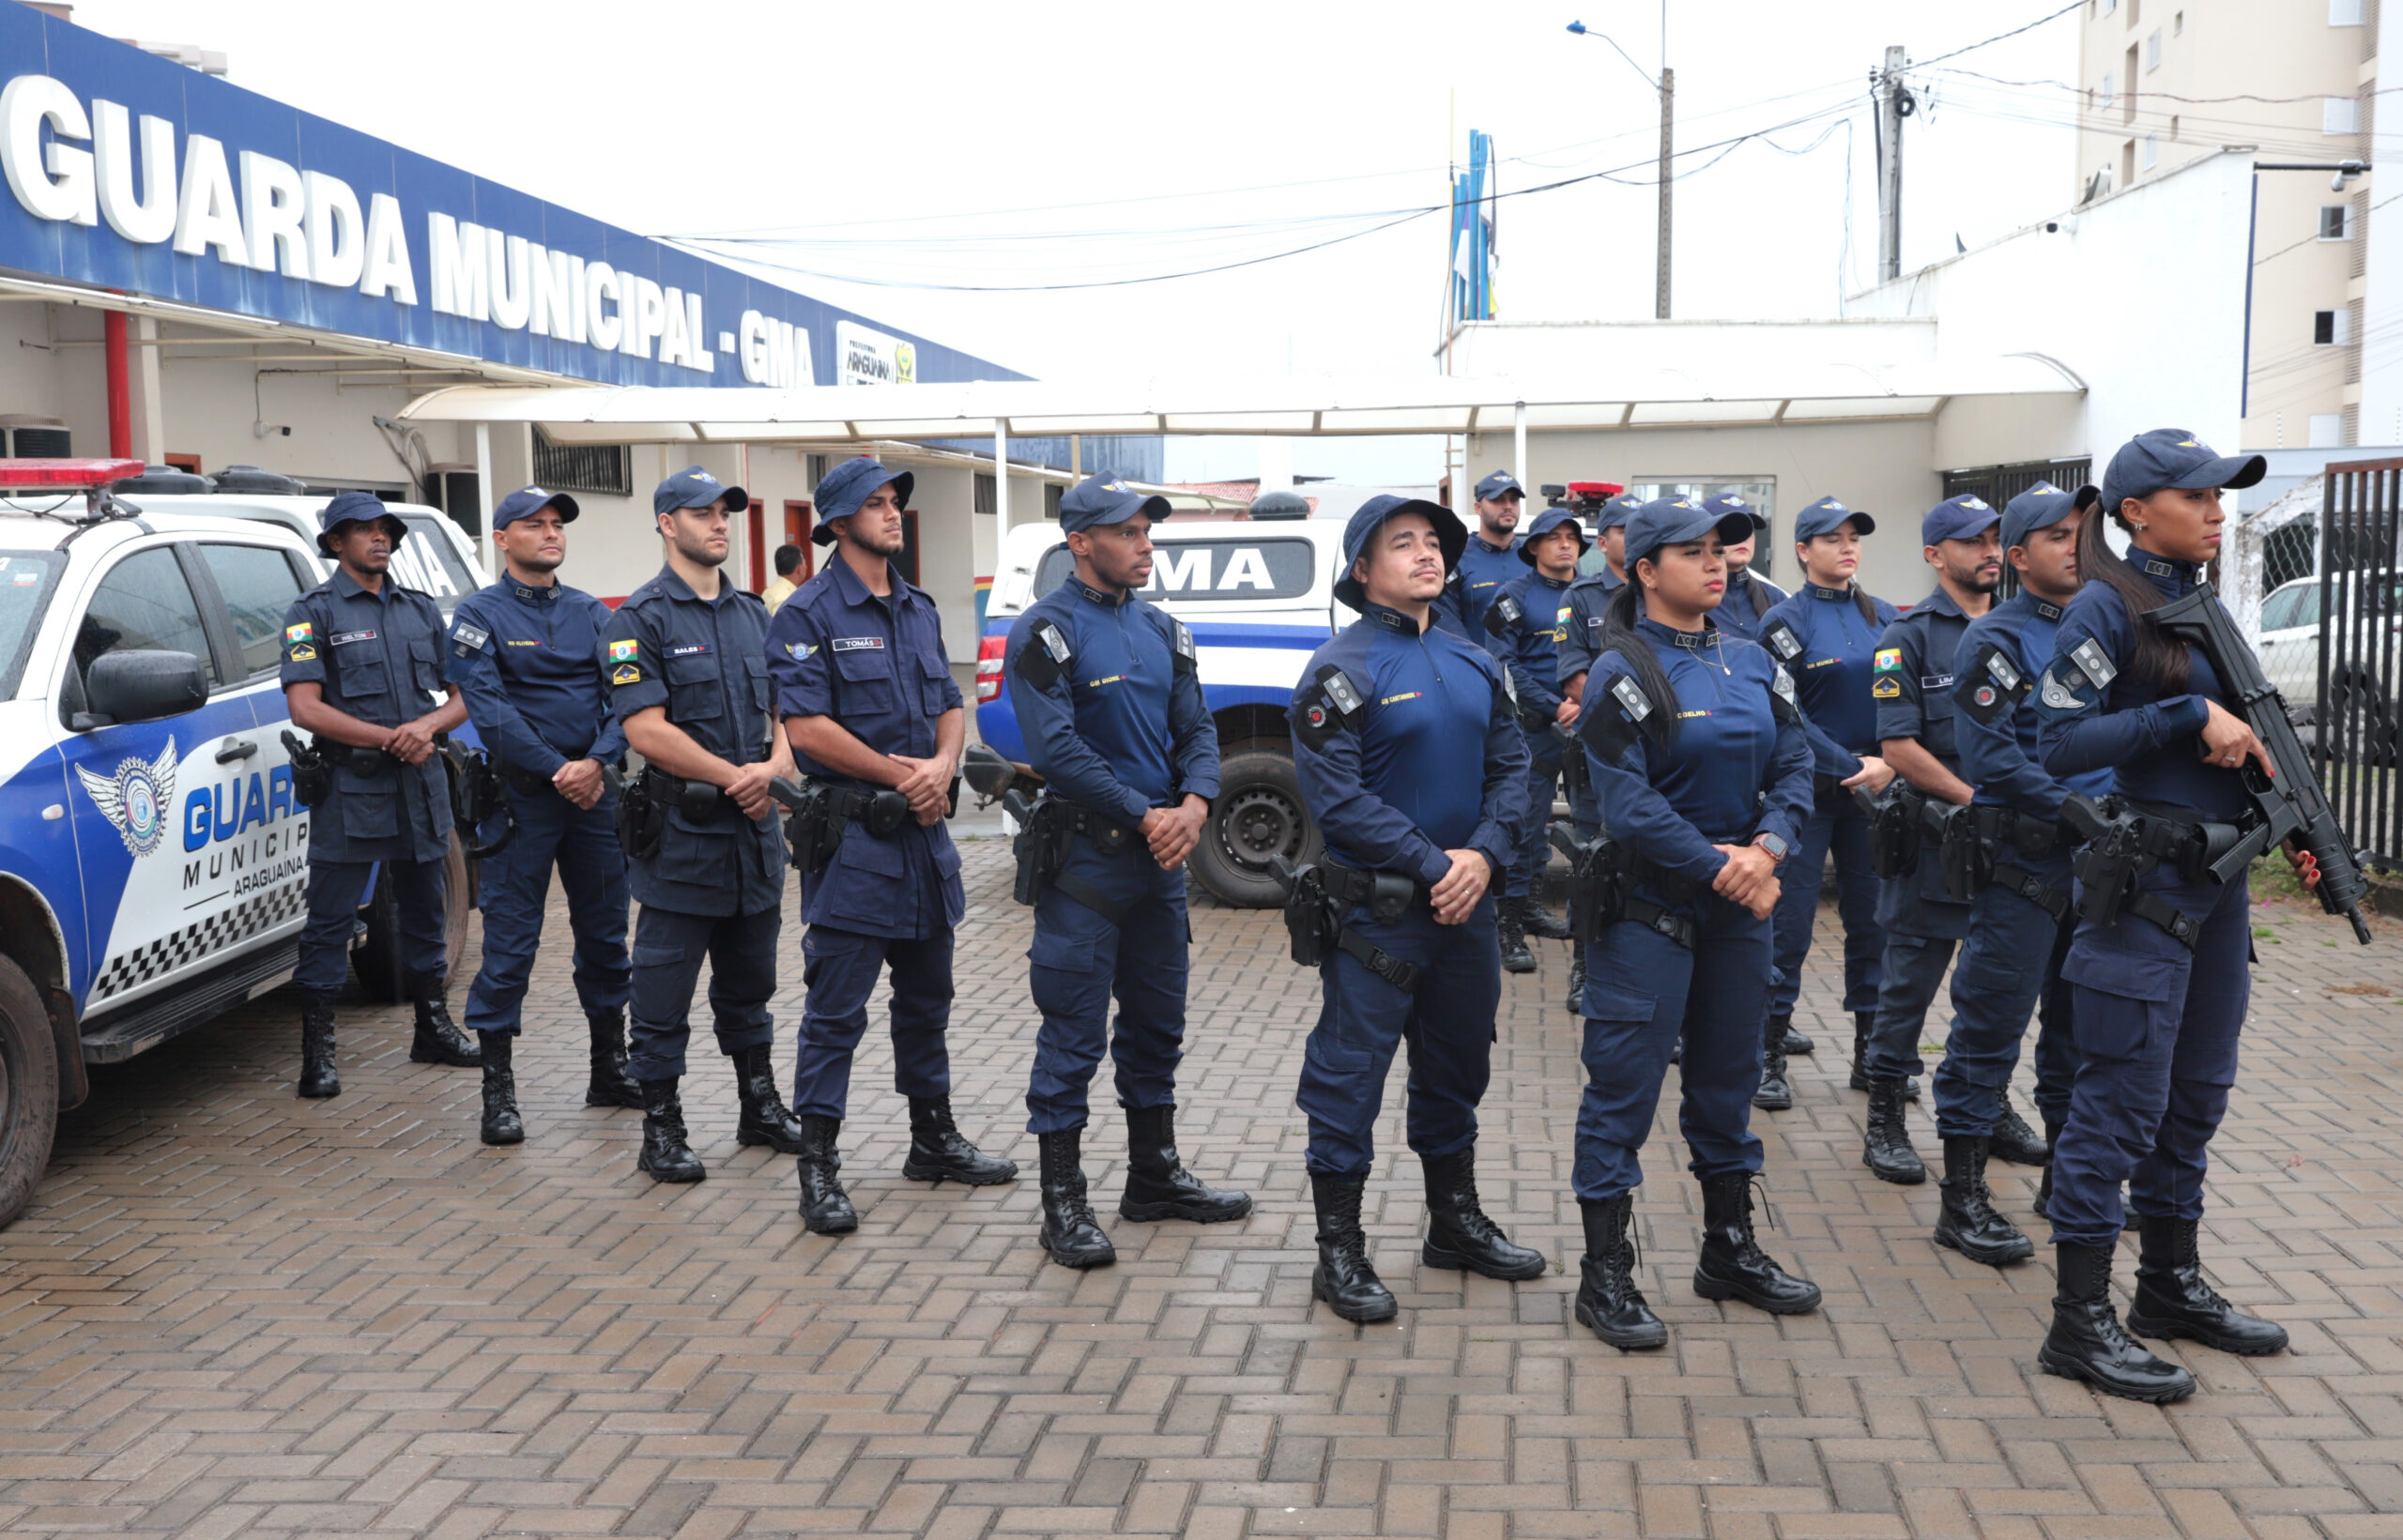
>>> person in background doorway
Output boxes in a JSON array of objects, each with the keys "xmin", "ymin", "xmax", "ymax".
[{"xmin": 763, "ymin": 543, "xmax": 805, "ymax": 613}]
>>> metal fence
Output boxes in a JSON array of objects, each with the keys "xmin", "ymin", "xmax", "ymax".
[
  {"xmin": 2319, "ymin": 459, "xmax": 2403, "ymax": 871},
  {"xmin": 530, "ymin": 431, "xmax": 633, "ymax": 496},
  {"xmin": 1943, "ymin": 457, "xmax": 2091, "ymax": 599}
]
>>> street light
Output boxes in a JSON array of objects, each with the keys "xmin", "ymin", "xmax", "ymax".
[{"xmin": 1568, "ymin": 18, "xmax": 1673, "ymax": 318}]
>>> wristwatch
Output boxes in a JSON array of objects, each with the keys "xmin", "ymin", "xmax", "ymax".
[{"xmin": 1753, "ymin": 831, "xmax": 1790, "ymax": 865}]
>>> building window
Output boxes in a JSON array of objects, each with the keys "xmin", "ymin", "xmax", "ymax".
[
  {"xmin": 2325, "ymin": 97, "xmax": 2362, "ymax": 134},
  {"xmin": 2101, "ymin": 0, "xmax": 2117, "ymax": 16},
  {"xmin": 2120, "ymin": 140, "xmax": 2136, "ymax": 190},
  {"xmin": 2127, "ymin": 0, "xmax": 2139, "ymax": 23},
  {"xmin": 805, "ymin": 452, "xmax": 828, "ymax": 489},
  {"xmin": 2174, "ymin": 9, "xmax": 2183, "ymax": 33},
  {"xmin": 973, "ymin": 472, "xmax": 996, "ymax": 515},
  {"xmin": 2332, "ymin": 0, "xmax": 2364, "ymax": 23},
  {"xmin": 2142, "ymin": 134, "xmax": 2159, "ymax": 171},
  {"xmin": 2101, "ymin": 70, "xmax": 2117, "ymax": 108},
  {"xmin": 2315, "ymin": 309, "xmax": 2354, "ymax": 345},
  {"xmin": 2146, "ymin": 28, "xmax": 2162, "ymax": 69},
  {"xmin": 2309, "ymin": 413, "xmax": 2346, "ymax": 448},
  {"xmin": 529, "ymin": 429, "xmax": 632, "ymax": 496},
  {"xmin": 2322, "ymin": 205, "xmax": 2353, "ymax": 239},
  {"xmin": 2123, "ymin": 46, "xmax": 2139, "ymax": 118}
]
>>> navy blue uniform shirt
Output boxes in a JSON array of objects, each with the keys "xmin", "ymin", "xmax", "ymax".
[
  {"xmin": 1006, "ymin": 575, "xmax": 1220, "ymax": 821},
  {"xmin": 764, "ymin": 555, "xmax": 966, "ymax": 938},
  {"xmin": 1451, "ymin": 530, "xmax": 1523, "ymax": 636},
  {"xmin": 1554, "ymin": 569, "xmax": 1628, "ymax": 691},
  {"xmin": 1290, "ymin": 603, "xmax": 1529, "ymax": 885},
  {"xmin": 279, "ymin": 568, "xmax": 452, "ymax": 864},
  {"xmin": 1756, "ymin": 582, "xmax": 1901, "ymax": 778},
  {"xmin": 603, "ymin": 564, "xmax": 784, "ymax": 916},
  {"xmin": 2033, "ymin": 550, "xmax": 2240, "ymax": 820},
  {"xmin": 1714, "ymin": 570, "xmax": 1791, "ymax": 645},
  {"xmin": 1873, "ymin": 585, "xmax": 1977, "ymax": 776},
  {"xmin": 1955, "ymin": 590, "xmax": 2112, "ymax": 816},
  {"xmin": 1582, "ymin": 618, "xmax": 1813, "ymax": 890},
  {"xmin": 1485, "ymin": 569, "xmax": 1575, "ymax": 719},
  {"xmin": 445, "ymin": 576, "xmax": 626, "ymax": 776}
]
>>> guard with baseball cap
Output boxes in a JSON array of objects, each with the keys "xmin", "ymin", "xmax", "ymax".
[
  {"xmin": 766, "ymin": 457, "xmax": 1017, "ymax": 1234},
  {"xmin": 1918, "ymin": 480, "xmax": 2104, "ymax": 1266},
  {"xmin": 444, "ymin": 484, "xmax": 641, "ymax": 1145},
  {"xmin": 1003, "ymin": 473, "xmax": 1248, "ymax": 1271},
  {"xmin": 1287, "ymin": 495, "xmax": 1538, "ymax": 1323},
  {"xmin": 1481, "ymin": 505, "xmax": 1588, "ymax": 969},
  {"xmin": 1708, "ymin": 494, "xmax": 1791, "ymax": 645},
  {"xmin": 280, "ymin": 492, "xmax": 478, "ymax": 1099},
  {"xmin": 1446, "ymin": 469, "xmax": 1528, "ymax": 635},
  {"xmin": 1547, "ymin": 489, "xmax": 1647, "ymax": 1004},
  {"xmin": 605, "ymin": 465, "xmax": 813, "ymax": 1185},
  {"xmin": 1854, "ymin": 495, "xmax": 2005, "ymax": 1188}
]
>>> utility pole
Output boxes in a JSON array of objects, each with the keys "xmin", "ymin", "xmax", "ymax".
[
  {"xmin": 1875, "ymin": 44, "xmax": 1910, "ymax": 282},
  {"xmin": 1656, "ymin": 66, "xmax": 1674, "ymax": 318}
]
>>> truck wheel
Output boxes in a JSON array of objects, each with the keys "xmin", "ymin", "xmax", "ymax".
[
  {"xmin": 0, "ymin": 955, "xmax": 60, "ymax": 1229},
  {"xmin": 1191, "ymin": 748, "xmax": 1320, "ymax": 908},
  {"xmin": 354, "ymin": 832, "xmax": 475, "ymax": 1001}
]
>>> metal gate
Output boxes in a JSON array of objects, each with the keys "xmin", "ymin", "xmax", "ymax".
[
  {"xmin": 1943, "ymin": 457, "xmax": 2092, "ymax": 599},
  {"xmin": 2319, "ymin": 460, "xmax": 2403, "ymax": 871}
]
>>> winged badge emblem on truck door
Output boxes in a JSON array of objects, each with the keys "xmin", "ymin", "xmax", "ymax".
[{"xmin": 75, "ymin": 738, "xmax": 178, "ymax": 858}]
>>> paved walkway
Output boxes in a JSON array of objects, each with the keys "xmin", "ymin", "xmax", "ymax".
[{"xmin": 0, "ymin": 840, "xmax": 2397, "ymax": 1538}]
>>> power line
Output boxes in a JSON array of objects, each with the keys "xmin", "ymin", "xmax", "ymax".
[{"xmin": 1909, "ymin": 1, "xmax": 2085, "ymax": 69}]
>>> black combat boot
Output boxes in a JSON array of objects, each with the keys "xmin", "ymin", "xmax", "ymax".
[
  {"xmin": 1522, "ymin": 896, "xmax": 1573, "ymax": 941},
  {"xmin": 584, "ymin": 1009, "xmax": 643, "ymax": 1108},
  {"xmin": 1575, "ymin": 1195, "xmax": 1666, "ymax": 1349},
  {"xmin": 407, "ymin": 974, "xmax": 481, "ymax": 1067},
  {"xmin": 1781, "ymin": 1015, "xmax": 1815, "ymax": 1056},
  {"xmin": 297, "ymin": 991, "xmax": 340, "ymax": 1099},
  {"xmin": 2040, "ymin": 1242, "xmax": 2195, "ymax": 1402},
  {"xmin": 635, "ymin": 1077, "xmax": 706, "ymax": 1183},
  {"xmin": 1566, "ymin": 953, "xmax": 1585, "ymax": 1014},
  {"xmin": 731, "ymin": 1044, "xmax": 809, "ymax": 1153},
  {"xmin": 1036, "ymin": 1127, "xmax": 1115, "ymax": 1269},
  {"xmin": 2126, "ymin": 1215, "xmax": 2288, "ymax": 1356},
  {"xmin": 1934, "ymin": 1136, "xmax": 2031, "ymax": 1265},
  {"xmin": 2032, "ymin": 1119, "xmax": 2064, "ymax": 1219},
  {"xmin": 1120, "ymin": 1105, "xmax": 1250, "ymax": 1222},
  {"xmin": 795, "ymin": 1114, "xmax": 857, "ymax": 1234},
  {"xmin": 1862, "ymin": 1077, "xmax": 1926, "ymax": 1184},
  {"xmin": 1848, "ymin": 1010, "xmax": 1917, "ymax": 1099},
  {"xmin": 1990, "ymin": 1103, "xmax": 2050, "ymax": 1166},
  {"xmin": 1498, "ymin": 899, "xmax": 1537, "ymax": 974},
  {"xmin": 1753, "ymin": 1010, "xmax": 1792, "ymax": 1112},
  {"xmin": 902, "ymin": 1096, "xmax": 1018, "ymax": 1186},
  {"xmin": 1309, "ymin": 1169, "xmax": 1396, "ymax": 1322},
  {"xmin": 1419, "ymin": 1144, "xmax": 1545, "ymax": 1279},
  {"xmin": 1691, "ymin": 1172, "xmax": 1821, "ymax": 1314},
  {"xmin": 478, "ymin": 1031, "xmax": 524, "ymax": 1146}
]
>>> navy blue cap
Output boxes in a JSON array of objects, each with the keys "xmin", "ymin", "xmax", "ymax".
[
  {"xmin": 317, "ymin": 489, "xmax": 406, "ymax": 553},
  {"xmin": 1623, "ymin": 495, "xmax": 1753, "ymax": 570},
  {"xmin": 653, "ymin": 465, "xmax": 748, "ymax": 518},
  {"xmin": 1703, "ymin": 492, "xmax": 1768, "ymax": 532},
  {"xmin": 1059, "ymin": 473, "xmax": 1171, "ymax": 536},
  {"xmin": 1516, "ymin": 505, "xmax": 1592, "ymax": 565},
  {"xmin": 811, "ymin": 457, "xmax": 914, "ymax": 546},
  {"xmin": 1921, "ymin": 493, "xmax": 2001, "ymax": 546},
  {"xmin": 491, "ymin": 484, "xmax": 580, "ymax": 533},
  {"xmin": 1334, "ymin": 496, "xmax": 1466, "ymax": 610},
  {"xmin": 1474, "ymin": 470, "xmax": 1525, "ymax": 502},
  {"xmin": 1595, "ymin": 492, "xmax": 1645, "ymax": 531},
  {"xmin": 2000, "ymin": 481, "xmax": 2077, "ymax": 551},
  {"xmin": 1793, "ymin": 496, "xmax": 1874, "ymax": 541},
  {"xmin": 2099, "ymin": 428, "xmax": 2267, "ymax": 515}
]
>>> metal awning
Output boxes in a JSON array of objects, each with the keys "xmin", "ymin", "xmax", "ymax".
[{"xmin": 396, "ymin": 355, "xmax": 2086, "ymax": 445}]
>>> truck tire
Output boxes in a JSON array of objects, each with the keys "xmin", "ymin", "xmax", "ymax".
[
  {"xmin": 1190, "ymin": 747, "xmax": 1320, "ymax": 909},
  {"xmin": 353, "ymin": 832, "xmax": 475, "ymax": 1002},
  {"xmin": 0, "ymin": 955, "xmax": 60, "ymax": 1229}
]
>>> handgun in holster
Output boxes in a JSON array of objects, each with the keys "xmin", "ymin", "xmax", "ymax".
[
  {"xmin": 1936, "ymin": 803, "xmax": 1996, "ymax": 903},
  {"xmin": 1271, "ymin": 857, "xmax": 1337, "ymax": 968},
  {"xmin": 1549, "ymin": 720, "xmax": 1591, "ymax": 800},
  {"xmin": 1006, "ymin": 792, "xmax": 1065, "ymax": 907},
  {"xmin": 613, "ymin": 768, "xmax": 668, "ymax": 861},
  {"xmin": 1855, "ymin": 780, "xmax": 1929, "ymax": 879},
  {"xmin": 281, "ymin": 729, "xmax": 332, "ymax": 810},
  {"xmin": 1549, "ymin": 823, "xmax": 1628, "ymax": 946},
  {"xmin": 438, "ymin": 740, "xmax": 516, "ymax": 859}
]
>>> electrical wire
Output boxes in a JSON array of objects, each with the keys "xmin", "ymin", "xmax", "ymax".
[{"xmin": 1908, "ymin": 1, "xmax": 2085, "ymax": 69}]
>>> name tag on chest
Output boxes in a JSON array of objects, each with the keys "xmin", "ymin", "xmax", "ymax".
[
  {"xmin": 832, "ymin": 636, "xmax": 886, "ymax": 651},
  {"xmin": 330, "ymin": 630, "xmax": 377, "ymax": 647}
]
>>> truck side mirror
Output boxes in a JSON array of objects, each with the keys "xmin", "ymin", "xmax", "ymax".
[{"xmin": 74, "ymin": 650, "xmax": 208, "ymax": 730}]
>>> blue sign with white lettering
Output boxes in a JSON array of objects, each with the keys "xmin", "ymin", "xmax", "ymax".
[{"xmin": 0, "ymin": 7, "xmax": 1021, "ymax": 389}]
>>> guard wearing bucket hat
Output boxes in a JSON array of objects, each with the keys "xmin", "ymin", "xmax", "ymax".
[
  {"xmin": 604, "ymin": 465, "xmax": 810, "ymax": 1184},
  {"xmin": 766, "ymin": 457, "xmax": 1016, "ymax": 1234},
  {"xmin": 280, "ymin": 491, "xmax": 477, "ymax": 1098},
  {"xmin": 1287, "ymin": 495, "xmax": 1538, "ymax": 1323},
  {"xmin": 1003, "ymin": 473, "xmax": 1249, "ymax": 1271},
  {"xmin": 446, "ymin": 485, "xmax": 639, "ymax": 1145},
  {"xmin": 1566, "ymin": 496, "xmax": 1819, "ymax": 1349},
  {"xmin": 1482, "ymin": 505, "xmax": 1588, "ymax": 969}
]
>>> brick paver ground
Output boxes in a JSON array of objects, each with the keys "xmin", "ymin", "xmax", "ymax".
[{"xmin": 1, "ymin": 838, "xmax": 2398, "ymax": 1539}]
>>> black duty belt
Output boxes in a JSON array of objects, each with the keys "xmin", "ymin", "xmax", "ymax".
[
  {"xmin": 1964, "ymin": 803, "xmax": 2064, "ymax": 861},
  {"xmin": 812, "ymin": 780, "xmax": 911, "ymax": 837},
  {"xmin": 1043, "ymin": 798, "xmax": 1141, "ymax": 929},
  {"xmin": 1987, "ymin": 863, "xmax": 2072, "ymax": 922},
  {"xmin": 1319, "ymin": 860, "xmax": 1428, "ymax": 992},
  {"xmin": 1618, "ymin": 893, "xmax": 1697, "ymax": 950}
]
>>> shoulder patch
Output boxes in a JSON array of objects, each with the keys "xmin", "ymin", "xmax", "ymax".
[
  {"xmin": 1016, "ymin": 618, "xmax": 1072, "ymax": 692},
  {"xmin": 1171, "ymin": 618, "xmax": 1198, "ymax": 676},
  {"xmin": 1871, "ymin": 676, "xmax": 1903, "ymax": 699},
  {"xmin": 1484, "ymin": 592, "xmax": 1525, "ymax": 637},
  {"xmin": 611, "ymin": 663, "xmax": 641, "ymax": 686},
  {"xmin": 1295, "ymin": 663, "xmax": 1368, "ymax": 749},
  {"xmin": 1874, "ymin": 647, "xmax": 1903, "ymax": 672},
  {"xmin": 2038, "ymin": 665, "xmax": 2087, "ymax": 712},
  {"xmin": 1761, "ymin": 619, "xmax": 1803, "ymax": 663},
  {"xmin": 2068, "ymin": 636, "xmax": 2119, "ymax": 692},
  {"xmin": 608, "ymin": 637, "xmax": 639, "ymax": 663},
  {"xmin": 1955, "ymin": 642, "xmax": 2028, "ymax": 725},
  {"xmin": 1578, "ymin": 671, "xmax": 1655, "ymax": 761},
  {"xmin": 1769, "ymin": 663, "xmax": 1800, "ymax": 724},
  {"xmin": 451, "ymin": 620, "xmax": 491, "ymax": 659}
]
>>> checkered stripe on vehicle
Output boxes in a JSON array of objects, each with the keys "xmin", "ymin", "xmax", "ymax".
[{"xmin": 89, "ymin": 877, "xmax": 308, "ymax": 1006}]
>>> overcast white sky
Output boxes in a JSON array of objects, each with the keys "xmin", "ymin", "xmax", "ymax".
[{"xmin": 78, "ymin": 0, "xmax": 2104, "ymax": 482}]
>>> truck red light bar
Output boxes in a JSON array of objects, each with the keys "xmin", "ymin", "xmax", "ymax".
[
  {"xmin": 1565, "ymin": 480, "xmax": 1625, "ymax": 498},
  {"xmin": 0, "ymin": 458, "xmax": 146, "ymax": 489}
]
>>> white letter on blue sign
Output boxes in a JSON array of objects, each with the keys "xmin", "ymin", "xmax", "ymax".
[
  {"xmin": 360, "ymin": 192, "xmax": 416, "ymax": 304},
  {"xmin": 303, "ymin": 171, "xmax": 362, "ymax": 289},
  {"xmin": 1, "ymin": 75, "xmax": 96, "ymax": 227},
  {"xmin": 93, "ymin": 99, "xmax": 176, "ymax": 245},
  {"xmin": 238, "ymin": 151, "xmax": 309, "ymax": 279},
  {"xmin": 173, "ymin": 134, "xmax": 249, "ymax": 266}
]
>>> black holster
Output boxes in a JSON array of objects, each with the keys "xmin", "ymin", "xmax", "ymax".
[
  {"xmin": 282, "ymin": 729, "xmax": 331, "ymax": 810},
  {"xmin": 442, "ymin": 741, "xmax": 516, "ymax": 859},
  {"xmin": 1858, "ymin": 782, "xmax": 1929, "ymax": 878},
  {"xmin": 1273, "ymin": 860, "xmax": 1336, "ymax": 967},
  {"xmin": 1007, "ymin": 793, "xmax": 1067, "ymax": 907},
  {"xmin": 613, "ymin": 769, "xmax": 669, "ymax": 861},
  {"xmin": 1550, "ymin": 824, "xmax": 1628, "ymax": 946},
  {"xmin": 787, "ymin": 780, "xmax": 913, "ymax": 876}
]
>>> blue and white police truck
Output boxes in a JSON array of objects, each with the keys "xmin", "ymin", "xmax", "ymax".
[
  {"xmin": 976, "ymin": 505, "xmax": 1354, "ymax": 907},
  {"xmin": 0, "ymin": 461, "xmax": 484, "ymax": 1227}
]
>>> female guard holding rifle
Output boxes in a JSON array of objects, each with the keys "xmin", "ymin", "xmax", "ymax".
[
  {"xmin": 2030, "ymin": 429, "xmax": 2319, "ymax": 1404},
  {"xmin": 1567, "ymin": 496, "xmax": 1819, "ymax": 1350}
]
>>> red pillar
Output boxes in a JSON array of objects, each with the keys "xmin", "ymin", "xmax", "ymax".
[{"xmin": 103, "ymin": 308, "xmax": 132, "ymax": 460}]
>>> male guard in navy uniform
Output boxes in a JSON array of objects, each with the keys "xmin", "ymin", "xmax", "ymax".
[
  {"xmin": 445, "ymin": 485, "xmax": 638, "ymax": 1146},
  {"xmin": 1004, "ymin": 473, "xmax": 1250, "ymax": 1270},
  {"xmin": 766, "ymin": 457, "xmax": 1016, "ymax": 1234},
  {"xmin": 1450, "ymin": 470, "xmax": 1528, "ymax": 634},
  {"xmin": 605, "ymin": 466, "xmax": 810, "ymax": 1182},
  {"xmin": 281, "ymin": 492, "xmax": 479, "ymax": 1098}
]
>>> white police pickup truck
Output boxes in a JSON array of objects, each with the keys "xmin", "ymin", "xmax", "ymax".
[
  {"xmin": 976, "ymin": 510, "xmax": 1354, "ymax": 907},
  {"xmin": 0, "ymin": 462, "xmax": 483, "ymax": 1227}
]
